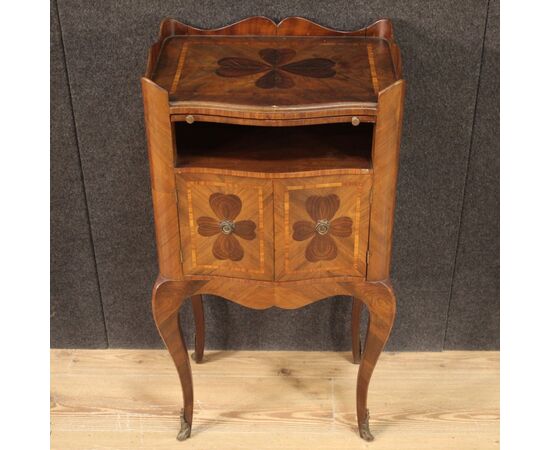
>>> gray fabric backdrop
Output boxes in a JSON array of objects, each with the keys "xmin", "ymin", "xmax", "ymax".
[{"xmin": 51, "ymin": 0, "xmax": 499, "ymax": 351}]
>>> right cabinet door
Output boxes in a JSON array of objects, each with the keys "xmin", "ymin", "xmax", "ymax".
[{"xmin": 274, "ymin": 174, "xmax": 372, "ymax": 281}]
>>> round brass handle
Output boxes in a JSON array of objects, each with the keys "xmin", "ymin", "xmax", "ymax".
[
  {"xmin": 351, "ymin": 116, "xmax": 360, "ymax": 126},
  {"xmin": 185, "ymin": 115, "xmax": 195, "ymax": 124},
  {"xmin": 315, "ymin": 219, "xmax": 331, "ymax": 236},
  {"xmin": 219, "ymin": 219, "xmax": 235, "ymax": 235}
]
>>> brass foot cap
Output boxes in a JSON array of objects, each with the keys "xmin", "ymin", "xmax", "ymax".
[
  {"xmin": 360, "ymin": 428, "xmax": 375, "ymax": 442},
  {"xmin": 359, "ymin": 410, "xmax": 375, "ymax": 442},
  {"xmin": 177, "ymin": 412, "xmax": 191, "ymax": 441}
]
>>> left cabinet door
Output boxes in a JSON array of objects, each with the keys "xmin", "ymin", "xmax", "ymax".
[{"xmin": 176, "ymin": 173, "xmax": 274, "ymax": 280}]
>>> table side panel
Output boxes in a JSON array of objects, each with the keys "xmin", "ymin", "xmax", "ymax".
[
  {"xmin": 368, "ymin": 81, "xmax": 405, "ymax": 281},
  {"xmin": 142, "ymin": 78, "xmax": 182, "ymax": 280}
]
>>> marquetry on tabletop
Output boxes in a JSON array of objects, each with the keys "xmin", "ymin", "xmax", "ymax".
[{"xmin": 153, "ymin": 36, "xmax": 397, "ymax": 106}]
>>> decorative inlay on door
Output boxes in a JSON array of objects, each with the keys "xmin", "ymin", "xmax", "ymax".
[
  {"xmin": 143, "ymin": 16, "xmax": 404, "ymax": 443},
  {"xmin": 216, "ymin": 48, "xmax": 336, "ymax": 89},
  {"xmin": 274, "ymin": 175, "xmax": 372, "ymax": 281},
  {"xmin": 176, "ymin": 174, "xmax": 274, "ymax": 280},
  {"xmin": 196, "ymin": 193, "xmax": 257, "ymax": 261},
  {"xmin": 292, "ymin": 194, "xmax": 353, "ymax": 262}
]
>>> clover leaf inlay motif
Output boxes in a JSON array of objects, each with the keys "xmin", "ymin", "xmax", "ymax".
[
  {"xmin": 292, "ymin": 194, "xmax": 353, "ymax": 262},
  {"xmin": 197, "ymin": 193, "xmax": 256, "ymax": 261},
  {"xmin": 215, "ymin": 48, "xmax": 336, "ymax": 89}
]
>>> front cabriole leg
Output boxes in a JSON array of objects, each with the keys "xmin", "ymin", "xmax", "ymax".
[
  {"xmin": 350, "ymin": 281, "xmax": 396, "ymax": 441},
  {"xmin": 151, "ymin": 277, "xmax": 207, "ymax": 441}
]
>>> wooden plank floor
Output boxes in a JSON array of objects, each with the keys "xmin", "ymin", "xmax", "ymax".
[{"xmin": 51, "ymin": 350, "xmax": 499, "ymax": 449}]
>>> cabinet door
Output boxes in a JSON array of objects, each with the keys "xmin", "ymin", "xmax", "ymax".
[
  {"xmin": 274, "ymin": 174, "xmax": 372, "ymax": 281},
  {"xmin": 176, "ymin": 173, "xmax": 274, "ymax": 280}
]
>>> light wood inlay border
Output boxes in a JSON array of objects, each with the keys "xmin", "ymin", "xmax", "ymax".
[
  {"xmin": 187, "ymin": 187, "xmax": 198, "ymax": 268},
  {"xmin": 353, "ymin": 191, "xmax": 362, "ymax": 270},
  {"xmin": 367, "ymin": 44, "xmax": 379, "ymax": 95},
  {"xmin": 170, "ymin": 43, "xmax": 189, "ymax": 94},
  {"xmin": 257, "ymin": 187, "xmax": 265, "ymax": 270}
]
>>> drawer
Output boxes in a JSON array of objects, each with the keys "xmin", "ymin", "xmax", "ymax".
[
  {"xmin": 274, "ymin": 174, "xmax": 372, "ymax": 281},
  {"xmin": 176, "ymin": 173, "xmax": 274, "ymax": 280}
]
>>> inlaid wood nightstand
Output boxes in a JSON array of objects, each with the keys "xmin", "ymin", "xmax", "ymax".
[{"xmin": 142, "ymin": 16, "xmax": 405, "ymax": 441}]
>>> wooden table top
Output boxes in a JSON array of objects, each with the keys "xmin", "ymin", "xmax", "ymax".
[{"xmin": 151, "ymin": 35, "xmax": 398, "ymax": 116}]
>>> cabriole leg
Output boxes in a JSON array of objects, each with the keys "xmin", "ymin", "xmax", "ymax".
[
  {"xmin": 352, "ymin": 282, "xmax": 396, "ymax": 441},
  {"xmin": 151, "ymin": 278, "xmax": 206, "ymax": 441}
]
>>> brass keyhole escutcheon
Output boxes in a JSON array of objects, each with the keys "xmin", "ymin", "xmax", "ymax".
[
  {"xmin": 315, "ymin": 219, "xmax": 330, "ymax": 235},
  {"xmin": 219, "ymin": 219, "xmax": 235, "ymax": 235},
  {"xmin": 351, "ymin": 116, "xmax": 360, "ymax": 126},
  {"xmin": 186, "ymin": 115, "xmax": 195, "ymax": 124}
]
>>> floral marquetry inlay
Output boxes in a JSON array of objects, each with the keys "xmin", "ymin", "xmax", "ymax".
[
  {"xmin": 197, "ymin": 193, "xmax": 257, "ymax": 261},
  {"xmin": 292, "ymin": 194, "xmax": 353, "ymax": 262},
  {"xmin": 216, "ymin": 48, "xmax": 336, "ymax": 89}
]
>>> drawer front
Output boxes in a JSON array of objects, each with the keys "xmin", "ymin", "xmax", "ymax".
[
  {"xmin": 274, "ymin": 174, "xmax": 372, "ymax": 281},
  {"xmin": 176, "ymin": 174, "xmax": 274, "ymax": 280}
]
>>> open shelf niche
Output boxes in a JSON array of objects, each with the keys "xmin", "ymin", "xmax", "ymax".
[{"xmin": 174, "ymin": 121, "xmax": 373, "ymax": 174}]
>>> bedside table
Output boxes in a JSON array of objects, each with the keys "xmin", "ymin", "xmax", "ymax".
[{"xmin": 141, "ymin": 16, "xmax": 405, "ymax": 442}]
